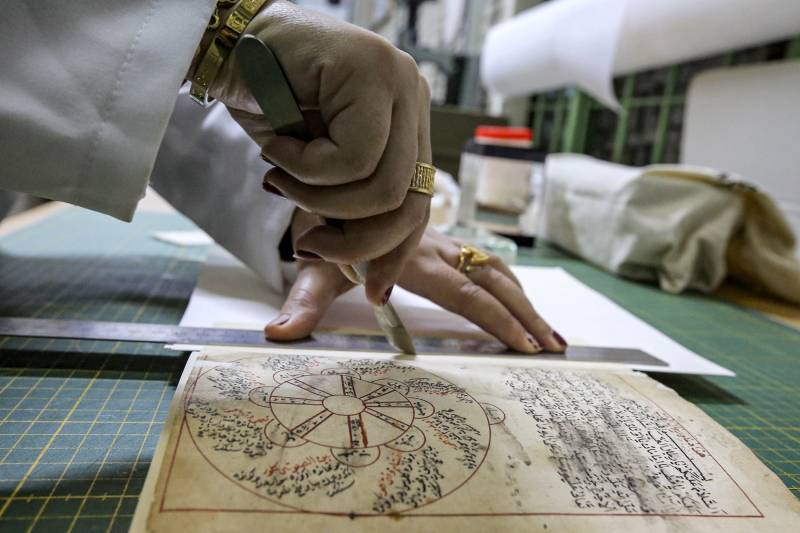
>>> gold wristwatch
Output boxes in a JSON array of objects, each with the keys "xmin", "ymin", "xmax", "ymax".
[{"xmin": 190, "ymin": 0, "xmax": 270, "ymax": 106}]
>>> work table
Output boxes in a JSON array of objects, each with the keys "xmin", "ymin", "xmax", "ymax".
[{"xmin": 0, "ymin": 204, "xmax": 798, "ymax": 531}]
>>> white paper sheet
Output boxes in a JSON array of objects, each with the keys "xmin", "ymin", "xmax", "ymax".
[
  {"xmin": 151, "ymin": 230, "xmax": 214, "ymax": 247},
  {"xmin": 481, "ymin": 0, "xmax": 800, "ymax": 110},
  {"xmin": 176, "ymin": 246, "xmax": 733, "ymax": 376}
]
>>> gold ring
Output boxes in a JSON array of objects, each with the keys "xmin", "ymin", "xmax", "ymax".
[
  {"xmin": 456, "ymin": 245, "xmax": 490, "ymax": 273},
  {"xmin": 408, "ymin": 162, "xmax": 436, "ymax": 196}
]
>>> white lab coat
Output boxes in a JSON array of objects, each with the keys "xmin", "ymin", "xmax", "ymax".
[
  {"xmin": 1, "ymin": 1, "xmax": 295, "ymax": 292},
  {"xmin": 151, "ymin": 89, "xmax": 295, "ymax": 292}
]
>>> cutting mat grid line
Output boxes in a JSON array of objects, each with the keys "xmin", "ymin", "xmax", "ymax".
[
  {"xmin": 0, "ymin": 210, "xmax": 199, "ymax": 532},
  {"xmin": 0, "ymin": 350, "xmax": 181, "ymax": 533},
  {"xmin": 0, "ymin": 207, "xmax": 798, "ymax": 532}
]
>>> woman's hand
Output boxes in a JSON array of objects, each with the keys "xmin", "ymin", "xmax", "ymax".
[
  {"xmin": 267, "ymin": 214, "xmax": 568, "ymax": 354},
  {"xmin": 211, "ymin": 0, "xmax": 431, "ymax": 305}
]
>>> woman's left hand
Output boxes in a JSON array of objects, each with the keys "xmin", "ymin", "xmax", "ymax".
[{"xmin": 266, "ymin": 215, "xmax": 567, "ymax": 354}]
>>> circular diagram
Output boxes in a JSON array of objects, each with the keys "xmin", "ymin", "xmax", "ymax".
[
  {"xmin": 184, "ymin": 356, "xmax": 503, "ymax": 515},
  {"xmin": 269, "ymin": 373, "xmax": 415, "ymax": 449}
]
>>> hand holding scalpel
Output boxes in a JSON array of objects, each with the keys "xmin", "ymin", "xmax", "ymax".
[{"xmin": 234, "ymin": 34, "xmax": 416, "ymax": 354}]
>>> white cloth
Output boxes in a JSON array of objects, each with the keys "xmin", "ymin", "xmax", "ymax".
[
  {"xmin": 1, "ymin": 0, "xmax": 215, "ymax": 221},
  {"xmin": 541, "ymin": 154, "xmax": 800, "ymax": 303},
  {"xmin": 151, "ymin": 88, "xmax": 295, "ymax": 293},
  {"xmin": 0, "ymin": 1, "xmax": 295, "ymax": 293}
]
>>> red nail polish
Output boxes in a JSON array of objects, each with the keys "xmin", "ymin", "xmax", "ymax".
[
  {"xmin": 553, "ymin": 331, "xmax": 568, "ymax": 349},
  {"xmin": 262, "ymin": 182, "xmax": 285, "ymax": 197},
  {"xmin": 295, "ymin": 250, "xmax": 322, "ymax": 261},
  {"xmin": 527, "ymin": 333, "xmax": 541, "ymax": 351},
  {"xmin": 380, "ymin": 286, "xmax": 394, "ymax": 305},
  {"xmin": 270, "ymin": 313, "xmax": 290, "ymax": 326},
  {"xmin": 292, "ymin": 253, "xmax": 322, "ymax": 262}
]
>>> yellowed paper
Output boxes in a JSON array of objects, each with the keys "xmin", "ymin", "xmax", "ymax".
[{"xmin": 132, "ymin": 348, "xmax": 799, "ymax": 532}]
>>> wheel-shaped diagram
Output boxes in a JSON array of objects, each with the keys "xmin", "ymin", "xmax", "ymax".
[
  {"xmin": 184, "ymin": 355, "xmax": 503, "ymax": 515},
  {"xmin": 269, "ymin": 373, "xmax": 415, "ymax": 449}
]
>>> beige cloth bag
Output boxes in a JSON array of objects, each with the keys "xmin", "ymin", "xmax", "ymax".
[{"xmin": 541, "ymin": 154, "xmax": 800, "ymax": 304}]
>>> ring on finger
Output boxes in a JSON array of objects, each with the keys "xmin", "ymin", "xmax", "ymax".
[
  {"xmin": 456, "ymin": 245, "xmax": 491, "ymax": 273},
  {"xmin": 408, "ymin": 162, "xmax": 436, "ymax": 196}
]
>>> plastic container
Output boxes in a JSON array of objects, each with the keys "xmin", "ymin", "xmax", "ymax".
[{"xmin": 457, "ymin": 126, "xmax": 545, "ymax": 246}]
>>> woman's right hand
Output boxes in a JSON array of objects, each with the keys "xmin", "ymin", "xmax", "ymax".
[{"xmin": 211, "ymin": 0, "xmax": 432, "ymax": 307}]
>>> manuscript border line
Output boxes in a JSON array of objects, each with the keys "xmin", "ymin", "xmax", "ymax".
[{"xmin": 157, "ymin": 360, "xmax": 764, "ymax": 519}]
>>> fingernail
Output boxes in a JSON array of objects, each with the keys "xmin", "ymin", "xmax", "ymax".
[
  {"xmin": 269, "ymin": 313, "xmax": 290, "ymax": 327},
  {"xmin": 527, "ymin": 333, "xmax": 542, "ymax": 353},
  {"xmin": 262, "ymin": 181, "xmax": 285, "ymax": 197},
  {"xmin": 295, "ymin": 250, "xmax": 322, "ymax": 261},
  {"xmin": 553, "ymin": 330, "xmax": 568, "ymax": 349},
  {"xmin": 380, "ymin": 286, "xmax": 394, "ymax": 306}
]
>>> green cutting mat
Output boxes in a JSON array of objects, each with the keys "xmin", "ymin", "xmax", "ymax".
[
  {"xmin": 0, "ymin": 207, "xmax": 798, "ymax": 532},
  {"xmin": 0, "ymin": 208, "xmax": 206, "ymax": 532}
]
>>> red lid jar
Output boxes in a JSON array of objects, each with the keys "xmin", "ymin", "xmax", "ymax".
[{"xmin": 474, "ymin": 126, "xmax": 534, "ymax": 148}]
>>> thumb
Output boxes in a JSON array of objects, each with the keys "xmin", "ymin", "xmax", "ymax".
[{"xmin": 265, "ymin": 262, "xmax": 353, "ymax": 341}]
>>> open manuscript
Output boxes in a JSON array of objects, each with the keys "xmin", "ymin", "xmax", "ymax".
[{"xmin": 132, "ymin": 348, "xmax": 799, "ymax": 532}]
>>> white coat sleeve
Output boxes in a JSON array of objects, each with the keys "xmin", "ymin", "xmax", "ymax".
[
  {"xmin": 0, "ymin": 1, "xmax": 215, "ymax": 221},
  {"xmin": 150, "ymin": 87, "xmax": 296, "ymax": 293}
]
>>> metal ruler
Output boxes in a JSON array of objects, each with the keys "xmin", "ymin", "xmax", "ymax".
[{"xmin": 0, "ymin": 317, "xmax": 666, "ymax": 365}]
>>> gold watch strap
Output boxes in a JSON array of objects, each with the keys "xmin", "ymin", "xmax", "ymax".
[
  {"xmin": 190, "ymin": 0, "xmax": 270, "ymax": 107},
  {"xmin": 408, "ymin": 162, "xmax": 436, "ymax": 196}
]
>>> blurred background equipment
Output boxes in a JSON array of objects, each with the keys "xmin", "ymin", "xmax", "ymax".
[
  {"xmin": 457, "ymin": 125, "xmax": 544, "ymax": 247},
  {"xmin": 481, "ymin": 0, "xmax": 800, "ymax": 108},
  {"xmin": 681, "ymin": 61, "xmax": 800, "ymax": 242},
  {"xmin": 477, "ymin": 0, "xmax": 800, "ymax": 248}
]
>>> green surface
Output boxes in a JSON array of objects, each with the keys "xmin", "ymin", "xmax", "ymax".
[
  {"xmin": 0, "ymin": 207, "xmax": 798, "ymax": 533},
  {"xmin": 0, "ymin": 208, "xmax": 206, "ymax": 532}
]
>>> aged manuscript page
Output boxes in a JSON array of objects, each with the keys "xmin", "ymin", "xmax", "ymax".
[{"xmin": 132, "ymin": 348, "xmax": 799, "ymax": 532}]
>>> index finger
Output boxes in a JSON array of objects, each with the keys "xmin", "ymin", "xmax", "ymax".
[{"xmin": 261, "ymin": 92, "xmax": 392, "ymax": 186}]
